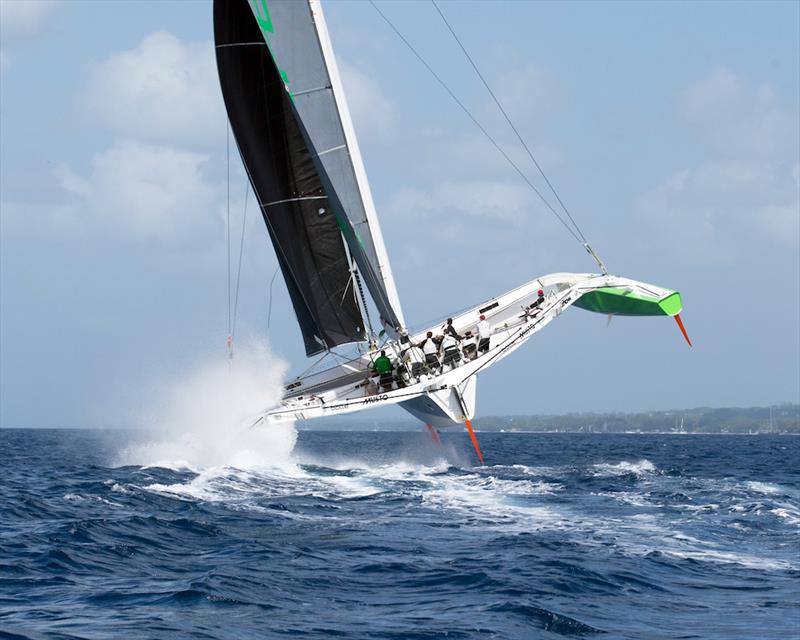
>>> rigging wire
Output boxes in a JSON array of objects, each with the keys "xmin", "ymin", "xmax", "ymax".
[
  {"xmin": 294, "ymin": 349, "xmax": 336, "ymax": 381},
  {"xmin": 431, "ymin": 0, "xmax": 586, "ymax": 244},
  {"xmin": 266, "ymin": 266, "xmax": 280, "ymax": 330},
  {"xmin": 231, "ymin": 176, "xmax": 250, "ymax": 342},
  {"xmin": 367, "ymin": 0, "xmax": 581, "ymax": 245},
  {"xmin": 430, "ymin": 0, "xmax": 608, "ymax": 274},
  {"xmin": 226, "ymin": 121, "xmax": 233, "ymax": 358}
]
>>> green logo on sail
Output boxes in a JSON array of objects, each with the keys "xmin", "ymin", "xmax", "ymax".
[
  {"xmin": 249, "ymin": 0, "xmax": 293, "ymax": 100},
  {"xmin": 249, "ymin": 0, "xmax": 274, "ymax": 33}
]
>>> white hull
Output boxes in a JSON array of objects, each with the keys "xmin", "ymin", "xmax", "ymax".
[{"xmin": 258, "ymin": 272, "xmax": 676, "ymax": 428}]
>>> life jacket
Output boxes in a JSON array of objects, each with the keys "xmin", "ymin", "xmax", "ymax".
[
  {"xmin": 441, "ymin": 334, "xmax": 458, "ymax": 351},
  {"xmin": 421, "ymin": 338, "xmax": 438, "ymax": 355}
]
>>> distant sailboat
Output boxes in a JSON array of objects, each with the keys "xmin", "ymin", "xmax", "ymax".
[{"xmin": 213, "ymin": 0, "xmax": 691, "ymax": 463}]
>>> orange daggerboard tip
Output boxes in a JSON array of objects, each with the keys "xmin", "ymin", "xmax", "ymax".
[
  {"xmin": 464, "ymin": 420, "xmax": 485, "ymax": 466},
  {"xmin": 674, "ymin": 313, "xmax": 692, "ymax": 347}
]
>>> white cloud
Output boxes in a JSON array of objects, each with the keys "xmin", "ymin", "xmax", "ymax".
[
  {"xmin": 386, "ymin": 178, "xmax": 564, "ymax": 259},
  {"xmin": 82, "ymin": 31, "xmax": 225, "ymax": 148},
  {"xmin": 339, "ymin": 60, "xmax": 396, "ymax": 142},
  {"xmin": 0, "ymin": 0, "xmax": 58, "ymax": 69},
  {"xmin": 636, "ymin": 69, "xmax": 799, "ymax": 265},
  {"xmin": 637, "ymin": 162, "xmax": 799, "ymax": 264},
  {"xmin": 680, "ymin": 68, "xmax": 799, "ymax": 160},
  {"xmin": 54, "ymin": 140, "xmax": 221, "ymax": 246},
  {"xmin": 394, "ymin": 180, "xmax": 533, "ymax": 225},
  {"xmin": 381, "ymin": 178, "xmax": 571, "ymax": 312},
  {"xmin": 0, "ymin": 0, "xmax": 56, "ymax": 39},
  {"xmin": 494, "ymin": 64, "xmax": 563, "ymax": 125},
  {"xmin": 413, "ymin": 130, "xmax": 564, "ymax": 184},
  {"xmin": 406, "ymin": 62, "xmax": 564, "ymax": 181},
  {"xmin": 369, "ymin": 59, "xmax": 572, "ymax": 282}
]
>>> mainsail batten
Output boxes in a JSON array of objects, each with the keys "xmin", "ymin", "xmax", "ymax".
[
  {"xmin": 214, "ymin": 0, "xmax": 366, "ymax": 356},
  {"xmin": 242, "ymin": 0, "xmax": 406, "ymax": 335}
]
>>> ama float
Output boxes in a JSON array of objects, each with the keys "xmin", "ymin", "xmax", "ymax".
[{"xmin": 213, "ymin": 0, "xmax": 691, "ymax": 464}]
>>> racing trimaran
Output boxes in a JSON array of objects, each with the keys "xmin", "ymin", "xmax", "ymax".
[{"xmin": 213, "ymin": 0, "xmax": 691, "ymax": 463}]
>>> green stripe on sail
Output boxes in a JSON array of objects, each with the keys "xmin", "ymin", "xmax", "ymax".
[
  {"xmin": 249, "ymin": 0, "xmax": 274, "ymax": 33},
  {"xmin": 574, "ymin": 288, "xmax": 683, "ymax": 317},
  {"xmin": 249, "ymin": 1, "xmax": 293, "ymax": 101}
]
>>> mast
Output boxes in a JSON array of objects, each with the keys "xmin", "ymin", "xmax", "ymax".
[{"xmin": 309, "ymin": 0, "xmax": 406, "ymax": 333}]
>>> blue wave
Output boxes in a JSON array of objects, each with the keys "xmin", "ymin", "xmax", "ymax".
[{"xmin": 0, "ymin": 430, "xmax": 797, "ymax": 639}]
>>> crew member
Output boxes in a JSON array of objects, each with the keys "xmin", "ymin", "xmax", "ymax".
[
  {"xmin": 443, "ymin": 317, "xmax": 462, "ymax": 341},
  {"xmin": 476, "ymin": 314, "xmax": 492, "ymax": 354},
  {"xmin": 440, "ymin": 331, "xmax": 461, "ymax": 370},
  {"xmin": 419, "ymin": 331, "xmax": 440, "ymax": 371},
  {"xmin": 462, "ymin": 330, "xmax": 477, "ymax": 360},
  {"xmin": 372, "ymin": 350, "xmax": 394, "ymax": 391},
  {"xmin": 528, "ymin": 289, "xmax": 546, "ymax": 313},
  {"xmin": 402, "ymin": 342, "xmax": 426, "ymax": 382}
]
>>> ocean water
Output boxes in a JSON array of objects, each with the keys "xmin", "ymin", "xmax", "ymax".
[{"xmin": 1, "ymin": 429, "xmax": 798, "ymax": 640}]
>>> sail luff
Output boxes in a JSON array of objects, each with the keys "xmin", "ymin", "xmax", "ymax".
[{"xmin": 308, "ymin": 0, "xmax": 406, "ymax": 332}]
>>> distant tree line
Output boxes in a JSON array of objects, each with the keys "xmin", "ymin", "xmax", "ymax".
[
  {"xmin": 304, "ymin": 404, "xmax": 799, "ymax": 433},
  {"xmin": 473, "ymin": 404, "xmax": 799, "ymax": 434}
]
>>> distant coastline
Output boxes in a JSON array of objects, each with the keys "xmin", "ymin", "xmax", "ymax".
[
  {"xmin": 303, "ymin": 404, "xmax": 800, "ymax": 434},
  {"xmin": 2, "ymin": 404, "xmax": 797, "ymax": 434},
  {"xmin": 475, "ymin": 404, "xmax": 799, "ymax": 434}
]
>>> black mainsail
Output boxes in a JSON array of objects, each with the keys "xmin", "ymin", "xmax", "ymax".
[
  {"xmin": 215, "ymin": 0, "xmax": 406, "ymax": 357},
  {"xmin": 215, "ymin": 0, "xmax": 367, "ymax": 356}
]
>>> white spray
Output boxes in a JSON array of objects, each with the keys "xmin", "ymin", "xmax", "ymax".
[{"xmin": 117, "ymin": 339, "xmax": 296, "ymax": 470}]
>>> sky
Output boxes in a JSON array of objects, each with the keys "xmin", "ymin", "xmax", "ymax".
[{"xmin": 1, "ymin": 0, "xmax": 798, "ymax": 428}]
